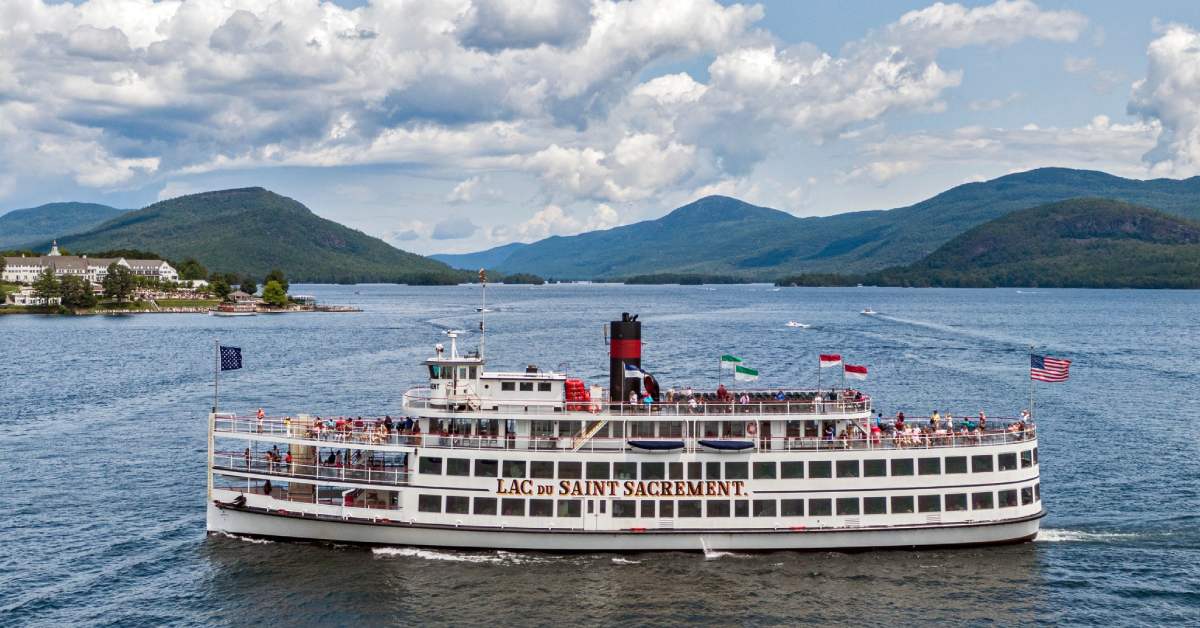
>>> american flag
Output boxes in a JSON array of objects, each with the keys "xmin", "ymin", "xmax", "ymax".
[
  {"xmin": 220, "ymin": 345, "xmax": 243, "ymax": 371},
  {"xmin": 1030, "ymin": 354, "xmax": 1070, "ymax": 382}
]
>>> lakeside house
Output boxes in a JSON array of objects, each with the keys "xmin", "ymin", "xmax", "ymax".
[
  {"xmin": 4, "ymin": 285, "xmax": 61, "ymax": 306},
  {"xmin": 2, "ymin": 241, "xmax": 180, "ymax": 286}
]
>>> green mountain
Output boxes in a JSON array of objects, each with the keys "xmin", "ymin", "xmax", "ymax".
[
  {"xmin": 483, "ymin": 168, "xmax": 1200, "ymax": 280},
  {"xmin": 431, "ymin": 242, "xmax": 529, "ymax": 270},
  {"xmin": 52, "ymin": 188, "xmax": 464, "ymax": 284},
  {"xmin": 0, "ymin": 202, "xmax": 127, "ymax": 248},
  {"xmin": 781, "ymin": 199, "xmax": 1200, "ymax": 288}
]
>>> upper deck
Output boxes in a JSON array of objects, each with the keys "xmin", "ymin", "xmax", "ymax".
[{"xmin": 401, "ymin": 386, "xmax": 873, "ymax": 419}]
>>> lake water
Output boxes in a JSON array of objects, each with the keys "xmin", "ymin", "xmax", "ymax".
[{"xmin": 1, "ymin": 284, "xmax": 1197, "ymax": 626}]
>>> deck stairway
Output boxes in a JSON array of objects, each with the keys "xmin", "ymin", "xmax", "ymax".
[{"xmin": 572, "ymin": 419, "xmax": 608, "ymax": 451}]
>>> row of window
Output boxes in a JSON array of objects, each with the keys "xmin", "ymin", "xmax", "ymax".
[
  {"xmin": 499, "ymin": 381, "xmax": 554, "ymax": 392},
  {"xmin": 417, "ymin": 484, "xmax": 1041, "ymax": 517},
  {"xmin": 417, "ymin": 449, "xmax": 1039, "ymax": 479}
]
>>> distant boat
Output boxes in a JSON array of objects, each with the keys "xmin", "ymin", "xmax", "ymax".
[
  {"xmin": 476, "ymin": 307, "xmax": 494, "ymax": 313},
  {"xmin": 209, "ymin": 302, "xmax": 256, "ymax": 317},
  {"xmin": 785, "ymin": 321, "xmax": 809, "ymax": 328},
  {"xmin": 860, "ymin": 308, "xmax": 876, "ymax": 316},
  {"xmin": 770, "ymin": 288, "xmax": 781, "ymax": 292}
]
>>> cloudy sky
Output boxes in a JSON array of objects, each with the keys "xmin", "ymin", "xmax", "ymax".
[{"xmin": 4, "ymin": 0, "xmax": 1200, "ymax": 254}]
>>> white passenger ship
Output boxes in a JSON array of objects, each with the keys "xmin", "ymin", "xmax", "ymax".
[{"xmin": 207, "ymin": 313, "xmax": 1044, "ymax": 551}]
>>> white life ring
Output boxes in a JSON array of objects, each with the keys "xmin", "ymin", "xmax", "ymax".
[{"xmin": 747, "ymin": 423, "xmax": 758, "ymax": 436}]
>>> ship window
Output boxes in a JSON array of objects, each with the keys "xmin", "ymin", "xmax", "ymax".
[
  {"xmin": 735, "ymin": 500, "xmax": 749, "ymax": 517},
  {"xmin": 781, "ymin": 461, "xmax": 804, "ymax": 479},
  {"xmin": 1021, "ymin": 486, "xmax": 1034, "ymax": 505},
  {"xmin": 446, "ymin": 496, "xmax": 470, "ymax": 514},
  {"xmin": 642, "ymin": 462, "xmax": 665, "ymax": 480},
  {"xmin": 501, "ymin": 498, "xmax": 526, "ymax": 516},
  {"xmin": 468, "ymin": 367, "xmax": 477, "ymax": 379},
  {"xmin": 418, "ymin": 495, "xmax": 442, "ymax": 513},
  {"xmin": 1033, "ymin": 447, "xmax": 1038, "ymax": 464},
  {"xmin": 474, "ymin": 459, "xmax": 498, "ymax": 478},
  {"xmin": 659, "ymin": 501, "xmax": 674, "ymax": 517},
  {"xmin": 891, "ymin": 496, "xmax": 915, "ymax": 514},
  {"xmin": 1021, "ymin": 450, "xmax": 1033, "ymax": 468},
  {"xmin": 678, "ymin": 501, "xmax": 702, "ymax": 517},
  {"xmin": 538, "ymin": 382, "xmax": 552, "ymax": 392},
  {"xmin": 446, "ymin": 458, "xmax": 470, "ymax": 476},
  {"xmin": 503, "ymin": 460, "xmax": 526, "ymax": 478},
  {"xmin": 668, "ymin": 462, "xmax": 684, "ymax": 480},
  {"xmin": 999, "ymin": 489, "xmax": 1018, "ymax": 508},
  {"xmin": 753, "ymin": 461, "xmax": 776, "ymax": 480},
  {"xmin": 641, "ymin": 500, "xmax": 656, "ymax": 518},
  {"xmin": 945, "ymin": 493, "xmax": 968, "ymax": 511},
  {"xmin": 971, "ymin": 492, "xmax": 994, "ymax": 510},
  {"xmin": 501, "ymin": 382, "xmax": 515, "ymax": 391},
  {"xmin": 754, "ymin": 499, "xmax": 777, "ymax": 517},
  {"xmin": 557, "ymin": 500, "xmax": 581, "ymax": 517},
  {"xmin": 945, "ymin": 456, "xmax": 967, "ymax": 474},
  {"xmin": 836, "ymin": 498, "xmax": 860, "ymax": 516},
  {"xmin": 529, "ymin": 499, "xmax": 554, "ymax": 517},
  {"xmin": 458, "ymin": 367, "xmax": 467, "ymax": 379},
  {"xmin": 519, "ymin": 382, "xmax": 534, "ymax": 392},
  {"xmin": 918, "ymin": 495, "xmax": 941, "ymax": 513},
  {"xmin": 558, "ymin": 421, "xmax": 581, "ymax": 438},
  {"xmin": 706, "ymin": 462, "xmax": 722, "ymax": 480},
  {"xmin": 687, "ymin": 462, "xmax": 703, "ymax": 479},
  {"xmin": 530, "ymin": 461, "xmax": 554, "ymax": 479},
  {"xmin": 836, "ymin": 460, "xmax": 860, "ymax": 478},
  {"xmin": 863, "ymin": 459, "xmax": 886, "ymax": 477},
  {"xmin": 808, "ymin": 498, "xmax": 832, "ymax": 517},
  {"xmin": 809, "ymin": 460, "xmax": 832, "ymax": 478},
  {"xmin": 726, "ymin": 462, "xmax": 749, "ymax": 480},
  {"xmin": 781, "ymin": 499, "xmax": 805, "ymax": 517},
  {"xmin": 918, "ymin": 458, "xmax": 941, "ymax": 475},
  {"xmin": 998, "ymin": 453, "xmax": 1018, "ymax": 471},
  {"xmin": 614, "ymin": 462, "xmax": 637, "ymax": 480},
  {"xmin": 419, "ymin": 457, "xmax": 442, "ymax": 475},
  {"xmin": 863, "ymin": 497, "xmax": 887, "ymax": 515},
  {"xmin": 558, "ymin": 461, "xmax": 582, "ymax": 479},
  {"xmin": 631, "ymin": 421, "xmax": 655, "ymax": 438},
  {"xmin": 1035, "ymin": 483, "xmax": 1041, "ymax": 501},
  {"xmin": 890, "ymin": 459, "xmax": 914, "ymax": 476},
  {"xmin": 707, "ymin": 501, "xmax": 730, "ymax": 517},
  {"xmin": 972, "ymin": 455, "xmax": 993, "ymax": 473},
  {"xmin": 586, "ymin": 462, "xmax": 610, "ymax": 479}
]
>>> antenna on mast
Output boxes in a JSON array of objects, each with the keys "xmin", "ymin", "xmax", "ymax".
[{"xmin": 478, "ymin": 268, "xmax": 487, "ymax": 359}]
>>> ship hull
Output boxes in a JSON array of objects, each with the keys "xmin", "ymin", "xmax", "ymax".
[{"xmin": 207, "ymin": 502, "xmax": 1042, "ymax": 552}]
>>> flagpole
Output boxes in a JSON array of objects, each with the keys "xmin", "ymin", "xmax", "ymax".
[
  {"xmin": 1028, "ymin": 344, "xmax": 1035, "ymax": 421},
  {"xmin": 213, "ymin": 339, "xmax": 219, "ymax": 414}
]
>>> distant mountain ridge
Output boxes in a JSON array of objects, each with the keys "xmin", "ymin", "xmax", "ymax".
[
  {"xmin": 431, "ymin": 241, "xmax": 530, "ymax": 270},
  {"xmin": 50, "ymin": 188, "xmax": 463, "ymax": 284},
  {"xmin": 449, "ymin": 168, "xmax": 1200, "ymax": 280},
  {"xmin": 780, "ymin": 199, "xmax": 1200, "ymax": 288},
  {"xmin": 0, "ymin": 202, "xmax": 127, "ymax": 248}
]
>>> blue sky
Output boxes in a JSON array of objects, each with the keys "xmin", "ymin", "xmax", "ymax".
[{"xmin": 5, "ymin": 1, "xmax": 1200, "ymax": 255}]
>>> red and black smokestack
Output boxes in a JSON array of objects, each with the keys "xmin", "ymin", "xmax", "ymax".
[{"xmin": 610, "ymin": 312, "xmax": 641, "ymax": 402}]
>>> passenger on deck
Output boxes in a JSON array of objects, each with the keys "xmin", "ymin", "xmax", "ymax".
[
  {"xmin": 643, "ymin": 393, "xmax": 654, "ymax": 409},
  {"xmin": 629, "ymin": 389, "xmax": 638, "ymax": 407},
  {"xmin": 738, "ymin": 392, "xmax": 750, "ymax": 410},
  {"xmin": 978, "ymin": 411, "xmax": 987, "ymax": 431},
  {"xmin": 262, "ymin": 479, "xmax": 272, "ymax": 496},
  {"xmin": 688, "ymin": 396, "xmax": 699, "ymax": 413},
  {"xmin": 775, "ymin": 390, "xmax": 787, "ymax": 401},
  {"xmin": 383, "ymin": 415, "xmax": 394, "ymax": 432},
  {"xmin": 894, "ymin": 412, "xmax": 906, "ymax": 431}
]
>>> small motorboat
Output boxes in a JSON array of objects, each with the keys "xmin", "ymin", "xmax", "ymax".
[
  {"xmin": 697, "ymin": 439, "xmax": 755, "ymax": 452},
  {"xmin": 209, "ymin": 302, "xmax": 256, "ymax": 317},
  {"xmin": 476, "ymin": 307, "xmax": 494, "ymax": 313},
  {"xmin": 785, "ymin": 321, "xmax": 809, "ymax": 328},
  {"xmin": 628, "ymin": 440, "xmax": 686, "ymax": 452},
  {"xmin": 860, "ymin": 308, "xmax": 876, "ymax": 315}
]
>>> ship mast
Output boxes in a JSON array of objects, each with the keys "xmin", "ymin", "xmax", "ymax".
[{"xmin": 479, "ymin": 268, "xmax": 487, "ymax": 359}]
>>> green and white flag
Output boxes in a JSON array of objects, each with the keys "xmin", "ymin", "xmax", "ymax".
[
  {"xmin": 720, "ymin": 354, "xmax": 743, "ymax": 370},
  {"xmin": 734, "ymin": 365, "xmax": 759, "ymax": 381}
]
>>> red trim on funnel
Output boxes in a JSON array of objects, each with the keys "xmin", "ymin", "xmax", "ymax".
[{"xmin": 610, "ymin": 338, "xmax": 641, "ymax": 359}]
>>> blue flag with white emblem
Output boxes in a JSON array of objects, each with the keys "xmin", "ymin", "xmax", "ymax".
[{"xmin": 219, "ymin": 346, "xmax": 243, "ymax": 371}]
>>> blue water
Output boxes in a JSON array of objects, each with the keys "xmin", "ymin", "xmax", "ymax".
[{"xmin": 1, "ymin": 285, "xmax": 1197, "ymax": 626}]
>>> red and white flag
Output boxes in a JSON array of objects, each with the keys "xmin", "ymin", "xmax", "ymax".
[
  {"xmin": 819, "ymin": 354, "xmax": 842, "ymax": 368},
  {"xmin": 844, "ymin": 364, "xmax": 868, "ymax": 380}
]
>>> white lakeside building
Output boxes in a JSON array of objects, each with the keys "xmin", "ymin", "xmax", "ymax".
[
  {"xmin": 2, "ymin": 241, "xmax": 179, "ymax": 285},
  {"xmin": 207, "ymin": 314, "xmax": 1043, "ymax": 552}
]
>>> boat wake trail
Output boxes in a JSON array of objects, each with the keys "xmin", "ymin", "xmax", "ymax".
[
  {"xmin": 1036, "ymin": 528, "xmax": 1140, "ymax": 543},
  {"xmin": 217, "ymin": 531, "xmax": 274, "ymax": 545},
  {"xmin": 611, "ymin": 557, "xmax": 641, "ymax": 565},
  {"xmin": 372, "ymin": 547, "xmax": 546, "ymax": 564}
]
